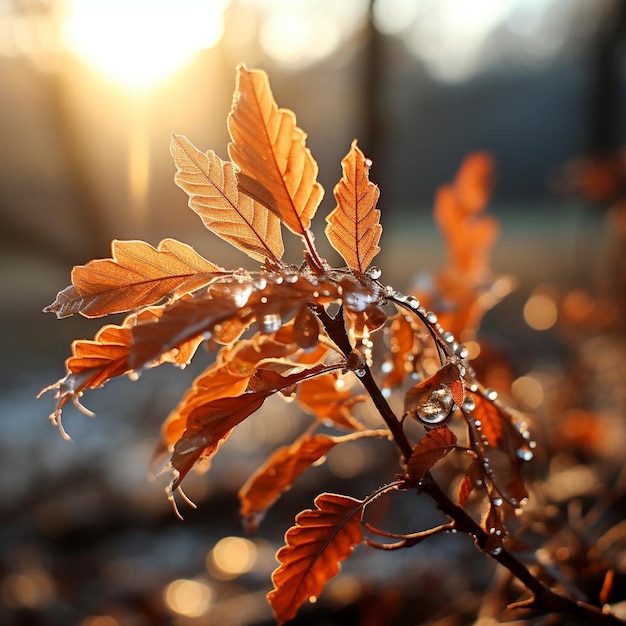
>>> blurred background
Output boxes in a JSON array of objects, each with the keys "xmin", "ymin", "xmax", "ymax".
[{"xmin": 1, "ymin": 0, "xmax": 625, "ymax": 624}]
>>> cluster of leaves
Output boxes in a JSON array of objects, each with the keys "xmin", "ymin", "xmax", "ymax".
[{"xmin": 40, "ymin": 66, "xmax": 622, "ymax": 625}]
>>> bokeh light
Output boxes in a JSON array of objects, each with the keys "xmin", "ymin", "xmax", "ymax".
[
  {"xmin": 61, "ymin": 0, "xmax": 229, "ymax": 90},
  {"xmin": 163, "ymin": 578, "xmax": 213, "ymax": 618},
  {"xmin": 524, "ymin": 292, "xmax": 558, "ymax": 330},
  {"xmin": 208, "ymin": 536, "xmax": 258, "ymax": 580}
]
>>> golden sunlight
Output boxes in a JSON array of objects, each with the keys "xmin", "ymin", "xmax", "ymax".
[{"xmin": 61, "ymin": 0, "xmax": 229, "ymax": 90}]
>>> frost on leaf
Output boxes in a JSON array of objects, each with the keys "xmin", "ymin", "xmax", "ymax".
[
  {"xmin": 326, "ymin": 140, "xmax": 382, "ymax": 274},
  {"xmin": 268, "ymin": 492, "xmax": 364, "ymax": 625}
]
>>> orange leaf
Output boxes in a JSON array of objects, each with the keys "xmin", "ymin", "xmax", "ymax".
[
  {"xmin": 407, "ymin": 426, "xmax": 457, "ymax": 485},
  {"xmin": 227, "ymin": 65, "xmax": 324, "ymax": 238},
  {"xmin": 171, "ymin": 134, "xmax": 284, "ymax": 263},
  {"xmin": 44, "ymin": 239, "xmax": 219, "ymax": 319},
  {"xmin": 297, "ymin": 372, "xmax": 366, "ymax": 430},
  {"xmin": 268, "ymin": 492, "xmax": 364, "ymax": 625},
  {"xmin": 240, "ymin": 430, "xmax": 387, "ymax": 532},
  {"xmin": 170, "ymin": 364, "xmax": 335, "ymax": 488},
  {"xmin": 325, "ymin": 140, "xmax": 382, "ymax": 273},
  {"xmin": 404, "ymin": 363, "xmax": 464, "ymax": 425},
  {"xmin": 383, "ymin": 314, "xmax": 419, "ymax": 389},
  {"xmin": 161, "ymin": 333, "xmax": 301, "ymax": 449},
  {"xmin": 469, "ymin": 391, "xmax": 504, "ymax": 447},
  {"xmin": 40, "ymin": 308, "xmax": 202, "ymax": 433}
]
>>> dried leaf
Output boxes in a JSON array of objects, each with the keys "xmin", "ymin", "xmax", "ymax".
[
  {"xmin": 383, "ymin": 314, "xmax": 420, "ymax": 389},
  {"xmin": 240, "ymin": 430, "xmax": 387, "ymax": 532},
  {"xmin": 227, "ymin": 64, "xmax": 324, "ymax": 238},
  {"xmin": 170, "ymin": 364, "xmax": 335, "ymax": 488},
  {"xmin": 469, "ymin": 391, "xmax": 504, "ymax": 448},
  {"xmin": 325, "ymin": 140, "xmax": 382, "ymax": 273},
  {"xmin": 268, "ymin": 492, "xmax": 364, "ymax": 625},
  {"xmin": 45, "ymin": 239, "xmax": 220, "ymax": 319},
  {"xmin": 297, "ymin": 372, "xmax": 367, "ymax": 430},
  {"xmin": 171, "ymin": 134, "xmax": 284, "ymax": 263},
  {"xmin": 407, "ymin": 426, "xmax": 457, "ymax": 485}
]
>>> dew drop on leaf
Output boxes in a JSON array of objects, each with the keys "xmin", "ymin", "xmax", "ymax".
[
  {"xmin": 414, "ymin": 386, "xmax": 454, "ymax": 426},
  {"xmin": 260, "ymin": 313, "xmax": 282, "ymax": 334},
  {"xmin": 425, "ymin": 311, "xmax": 438, "ymax": 324},
  {"xmin": 462, "ymin": 396, "xmax": 476, "ymax": 412},
  {"xmin": 516, "ymin": 446, "xmax": 534, "ymax": 461},
  {"xmin": 492, "ymin": 497, "xmax": 503, "ymax": 506},
  {"xmin": 366, "ymin": 266, "xmax": 382, "ymax": 280}
]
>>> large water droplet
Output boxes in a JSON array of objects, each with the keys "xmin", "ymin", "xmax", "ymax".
[
  {"xmin": 354, "ymin": 369, "xmax": 366, "ymax": 378},
  {"xmin": 492, "ymin": 497, "xmax": 503, "ymax": 507},
  {"xmin": 414, "ymin": 386, "xmax": 454, "ymax": 426},
  {"xmin": 486, "ymin": 388, "xmax": 498, "ymax": 401},
  {"xmin": 516, "ymin": 447, "xmax": 534, "ymax": 461},
  {"xmin": 462, "ymin": 396, "xmax": 476, "ymax": 412},
  {"xmin": 366, "ymin": 266, "xmax": 382, "ymax": 280},
  {"xmin": 260, "ymin": 313, "xmax": 282, "ymax": 334}
]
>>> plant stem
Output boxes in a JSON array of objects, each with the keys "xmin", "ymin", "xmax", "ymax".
[{"xmin": 318, "ymin": 303, "xmax": 625, "ymax": 625}]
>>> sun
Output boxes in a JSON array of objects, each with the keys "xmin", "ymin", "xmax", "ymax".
[{"xmin": 62, "ymin": 0, "xmax": 229, "ymax": 90}]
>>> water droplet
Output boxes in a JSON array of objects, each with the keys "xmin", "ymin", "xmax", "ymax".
[
  {"xmin": 473, "ymin": 419, "xmax": 482, "ymax": 427},
  {"xmin": 492, "ymin": 497, "xmax": 503, "ymax": 507},
  {"xmin": 382, "ymin": 388, "xmax": 391, "ymax": 398},
  {"xmin": 473, "ymin": 478, "xmax": 484, "ymax": 487},
  {"xmin": 366, "ymin": 266, "xmax": 382, "ymax": 279},
  {"xmin": 128, "ymin": 370, "xmax": 140, "ymax": 382},
  {"xmin": 462, "ymin": 397, "xmax": 476, "ymax": 412},
  {"xmin": 344, "ymin": 289, "xmax": 378, "ymax": 312},
  {"xmin": 354, "ymin": 368, "xmax": 366, "ymax": 378},
  {"xmin": 425, "ymin": 311, "xmax": 438, "ymax": 324},
  {"xmin": 274, "ymin": 276, "xmax": 284, "ymax": 284},
  {"xmin": 442, "ymin": 332, "xmax": 455, "ymax": 344},
  {"xmin": 516, "ymin": 447, "xmax": 534, "ymax": 461},
  {"xmin": 449, "ymin": 528, "xmax": 458, "ymax": 534},
  {"xmin": 285, "ymin": 274, "xmax": 298, "ymax": 284},
  {"xmin": 489, "ymin": 546, "xmax": 503, "ymax": 556},
  {"xmin": 408, "ymin": 297, "xmax": 420, "ymax": 309},
  {"xmin": 203, "ymin": 331, "xmax": 213, "ymax": 340},
  {"xmin": 456, "ymin": 345, "xmax": 469, "ymax": 359},
  {"xmin": 260, "ymin": 313, "xmax": 282, "ymax": 334},
  {"xmin": 254, "ymin": 277, "xmax": 267, "ymax": 290},
  {"xmin": 364, "ymin": 158, "xmax": 373, "ymax": 168},
  {"xmin": 414, "ymin": 386, "xmax": 454, "ymax": 425},
  {"xmin": 486, "ymin": 388, "xmax": 498, "ymax": 401},
  {"xmin": 469, "ymin": 383, "xmax": 478, "ymax": 392}
]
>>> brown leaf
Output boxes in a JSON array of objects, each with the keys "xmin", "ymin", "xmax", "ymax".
[
  {"xmin": 407, "ymin": 426, "xmax": 457, "ymax": 485},
  {"xmin": 171, "ymin": 134, "xmax": 284, "ymax": 263},
  {"xmin": 404, "ymin": 363, "xmax": 464, "ymax": 424},
  {"xmin": 469, "ymin": 391, "xmax": 504, "ymax": 447},
  {"xmin": 297, "ymin": 372, "xmax": 366, "ymax": 430},
  {"xmin": 240, "ymin": 430, "xmax": 387, "ymax": 532},
  {"xmin": 44, "ymin": 239, "xmax": 219, "ymax": 319},
  {"xmin": 41, "ymin": 308, "xmax": 203, "ymax": 430},
  {"xmin": 268, "ymin": 492, "xmax": 364, "ymax": 625},
  {"xmin": 161, "ymin": 333, "xmax": 301, "ymax": 450},
  {"xmin": 383, "ymin": 314, "xmax": 419, "ymax": 389},
  {"xmin": 170, "ymin": 364, "xmax": 335, "ymax": 488},
  {"xmin": 227, "ymin": 65, "xmax": 324, "ymax": 238},
  {"xmin": 325, "ymin": 140, "xmax": 382, "ymax": 273}
]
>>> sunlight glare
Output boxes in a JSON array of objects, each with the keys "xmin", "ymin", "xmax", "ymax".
[{"xmin": 62, "ymin": 0, "xmax": 229, "ymax": 90}]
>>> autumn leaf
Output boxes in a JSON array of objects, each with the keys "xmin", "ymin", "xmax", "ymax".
[
  {"xmin": 406, "ymin": 426, "xmax": 457, "ymax": 485},
  {"xmin": 383, "ymin": 314, "xmax": 420, "ymax": 389},
  {"xmin": 160, "ymin": 333, "xmax": 302, "ymax": 450},
  {"xmin": 44, "ymin": 239, "xmax": 220, "ymax": 319},
  {"xmin": 170, "ymin": 364, "xmax": 337, "ymax": 489},
  {"xmin": 40, "ymin": 308, "xmax": 203, "ymax": 435},
  {"xmin": 468, "ymin": 391, "xmax": 504, "ymax": 448},
  {"xmin": 170, "ymin": 134, "xmax": 284, "ymax": 264},
  {"xmin": 404, "ymin": 363, "xmax": 464, "ymax": 425},
  {"xmin": 297, "ymin": 372, "xmax": 367, "ymax": 430},
  {"xmin": 268, "ymin": 492, "xmax": 364, "ymax": 625},
  {"xmin": 326, "ymin": 140, "xmax": 382, "ymax": 274},
  {"xmin": 239, "ymin": 430, "xmax": 388, "ymax": 532},
  {"xmin": 227, "ymin": 64, "xmax": 324, "ymax": 242}
]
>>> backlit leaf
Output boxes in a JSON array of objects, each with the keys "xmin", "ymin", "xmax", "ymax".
[
  {"xmin": 297, "ymin": 372, "xmax": 367, "ymax": 430},
  {"xmin": 171, "ymin": 134, "xmax": 284, "ymax": 263},
  {"xmin": 240, "ymin": 430, "xmax": 387, "ymax": 532},
  {"xmin": 268, "ymin": 492, "xmax": 364, "ymax": 625},
  {"xmin": 44, "ymin": 239, "xmax": 220, "ymax": 319},
  {"xmin": 170, "ymin": 364, "xmax": 336, "ymax": 489},
  {"xmin": 469, "ymin": 391, "xmax": 504, "ymax": 447},
  {"xmin": 383, "ymin": 314, "xmax": 420, "ymax": 389},
  {"xmin": 227, "ymin": 65, "xmax": 324, "ymax": 239},
  {"xmin": 325, "ymin": 140, "xmax": 382, "ymax": 273},
  {"xmin": 407, "ymin": 426, "xmax": 457, "ymax": 485}
]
